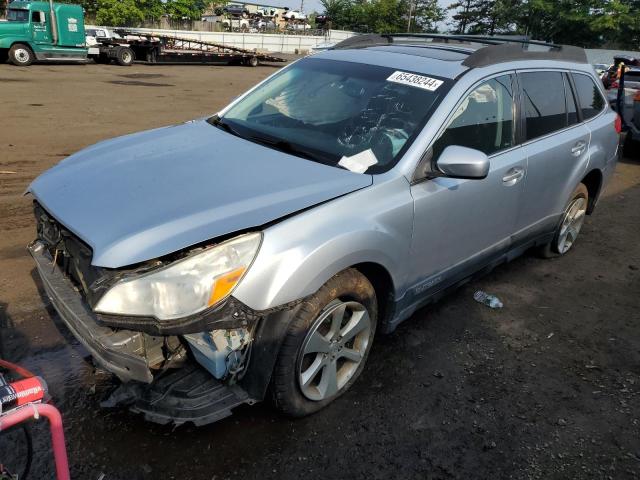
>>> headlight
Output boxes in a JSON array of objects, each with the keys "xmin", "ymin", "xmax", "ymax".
[{"xmin": 95, "ymin": 233, "xmax": 261, "ymax": 320}]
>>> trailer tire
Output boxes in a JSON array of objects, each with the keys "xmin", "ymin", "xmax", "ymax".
[
  {"xmin": 116, "ymin": 47, "xmax": 134, "ymax": 66},
  {"xmin": 246, "ymin": 56, "xmax": 259, "ymax": 67},
  {"xmin": 9, "ymin": 44, "xmax": 34, "ymax": 66}
]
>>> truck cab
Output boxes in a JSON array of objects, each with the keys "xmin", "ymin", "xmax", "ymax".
[{"xmin": 0, "ymin": 1, "xmax": 87, "ymax": 66}]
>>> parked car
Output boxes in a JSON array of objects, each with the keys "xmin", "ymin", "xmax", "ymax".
[
  {"xmin": 222, "ymin": 17, "xmax": 249, "ymax": 30},
  {"xmin": 85, "ymin": 25, "xmax": 119, "ymax": 46},
  {"xmin": 255, "ymin": 7, "xmax": 277, "ymax": 17},
  {"xmin": 283, "ymin": 9, "xmax": 307, "ymax": 20},
  {"xmin": 28, "ymin": 34, "xmax": 619, "ymax": 426},
  {"xmin": 222, "ymin": 4, "xmax": 249, "ymax": 17},
  {"xmin": 254, "ymin": 18, "xmax": 276, "ymax": 29}
]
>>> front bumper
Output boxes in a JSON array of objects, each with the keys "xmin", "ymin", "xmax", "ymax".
[{"xmin": 29, "ymin": 241, "xmax": 154, "ymax": 383}]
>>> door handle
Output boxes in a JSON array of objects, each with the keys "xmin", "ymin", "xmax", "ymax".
[
  {"xmin": 571, "ymin": 141, "xmax": 587, "ymax": 156},
  {"xmin": 502, "ymin": 167, "xmax": 525, "ymax": 186}
]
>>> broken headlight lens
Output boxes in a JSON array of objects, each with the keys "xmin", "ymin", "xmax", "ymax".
[{"xmin": 94, "ymin": 233, "xmax": 261, "ymax": 320}]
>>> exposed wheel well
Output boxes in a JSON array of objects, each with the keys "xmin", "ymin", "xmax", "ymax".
[
  {"xmin": 352, "ymin": 262, "xmax": 394, "ymax": 326},
  {"xmin": 581, "ymin": 169, "xmax": 603, "ymax": 214}
]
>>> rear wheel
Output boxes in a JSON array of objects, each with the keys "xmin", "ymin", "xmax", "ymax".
[
  {"xmin": 271, "ymin": 269, "xmax": 377, "ymax": 417},
  {"xmin": 245, "ymin": 56, "xmax": 259, "ymax": 67},
  {"xmin": 9, "ymin": 44, "xmax": 34, "ymax": 66},
  {"xmin": 116, "ymin": 47, "xmax": 134, "ymax": 66},
  {"xmin": 538, "ymin": 183, "xmax": 588, "ymax": 258}
]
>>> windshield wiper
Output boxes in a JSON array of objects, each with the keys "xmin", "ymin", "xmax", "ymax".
[
  {"xmin": 208, "ymin": 116, "xmax": 336, "ymax": 166},
  {"xmin": 207, "ymin": 115, "xmax": 244, "ymax": 139},
  {"xmin": 244, "ymin": 135, "xmax": 335, "ymax": 165}
]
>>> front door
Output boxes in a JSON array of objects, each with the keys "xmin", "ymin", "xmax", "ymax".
[
  {"xmin": 31, "ymin": 10, "xmax": 51, "ymax": 44},
  {"xmin": 408, "ymin": 73, "xmax": 526, "ymax": 299}
]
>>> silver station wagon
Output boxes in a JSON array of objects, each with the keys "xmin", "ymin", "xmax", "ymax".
[{"xmin": 28, "ymin": 34, "xmax": 620, "ymax": 425}]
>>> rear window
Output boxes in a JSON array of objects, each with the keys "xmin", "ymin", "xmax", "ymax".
[
  {"xmin": 521, "ymin": 71, "xmax": 567, "ymax": 140},
  {"xmin": 571, "ymin": 73, "xmax": 606, "ymax": 120}
]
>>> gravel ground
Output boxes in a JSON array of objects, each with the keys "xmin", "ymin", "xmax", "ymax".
[{"xmin": 0, "ymin": 63, "xmax": 639, "ymax": 480}]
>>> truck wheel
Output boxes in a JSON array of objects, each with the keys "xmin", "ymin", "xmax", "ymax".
[
  {"xmin": 271, "ymin": 269, "xmax": 377, "ymax": 417},
  {"xmin": 116, "ymin": 47, "xmax": 134, "ymax": 66},
  {"xmin": 9, "ymin": 44, "xmax": 34, "ymax": 66},
  {"xmin": 246, "ymin": 56, "xmax": 259, "ymax": 67}
]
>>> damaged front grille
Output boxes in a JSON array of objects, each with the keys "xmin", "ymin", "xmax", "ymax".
[{"xmin": 34, "ymin": 201, "xmax": 112, "ymax": 307}]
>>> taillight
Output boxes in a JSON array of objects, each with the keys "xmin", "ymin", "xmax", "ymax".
[
  {"xmin": 611, "ymin": 81, "xmax": 619, "ymax": 89},
  {"xmin": 634, "ymin": 90, "xmax": 640, "ymax": 102},
  {"xmin": 614, "ymin": 115, "xmax": 622, "ymax": 134}
]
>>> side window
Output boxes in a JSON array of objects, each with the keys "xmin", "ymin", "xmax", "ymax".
[
  {"xmin": 564, "ymin": 74, "xmax": 579, "ymax": 126},
  {"xmin": 521, "ymin": 71, "xmax": 567, "ymax": 140},
  {"xmin": 433, "ymin": 74, "xmax": 514, "ymax": 157},
  {"xmin": 31, "ymin": 11, "xmax": 44, "ymax": 23},
  {"xmin": 571, "ymin": 73, "xmax": 606, "ymax": 120}
]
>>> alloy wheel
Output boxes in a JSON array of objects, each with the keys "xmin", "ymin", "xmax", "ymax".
[
  {"xmin": 298, "ymin": 300, "xmax": 372, "ymax": 401},
  {"xmin": 557, "ymin": 197, "xmax": 587, "ymax": 254}
]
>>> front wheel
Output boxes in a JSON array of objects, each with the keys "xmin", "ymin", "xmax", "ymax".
[
  {"xmin": 538, "ymin": 183, "xmax": 588, "ymax": 258},
  {"xmin": 271, "ymin": 269, "xmax": 377, "ymax": 417},
  {"xmin": 9, "ymin": 44, "xmax": 34, "ymax": 66}
]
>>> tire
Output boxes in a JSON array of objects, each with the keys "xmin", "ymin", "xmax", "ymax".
[
  {"xmin": 115, "ymin": 47, "xmax": 134, "ymax": 66},
  {"xmin": 246, "ymin": 56, "xmax": 259, "ymax": 67},
  {"xmin": 9, "ymin": 44, "xmax": 34, "ymax": 66},
  {"xmin": 537, "ymin": 183, "xmax": 589, "ymax": 258},
  {"xmin": 271, "ymin": 268, "xmax": 378, "ymax": 417}
]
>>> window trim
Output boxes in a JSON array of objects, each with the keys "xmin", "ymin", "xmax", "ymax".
[
  {"xmin": 569, "ymin": 71, "xmax": 608, "ymax": 123},
  {"xmin": 518, "ymin": 69, "xmax": 570, "ymax": 143},
  {"xmin": 417, "ymin": 70, "xmax": 518, "ymax": 169},
  {"xmin": 515, "ymin": 68, "xmax": 605, "ymax": 147},
  {"xmin": 562, "ymin": 72, "xmax": 580, "ymax": 126}
]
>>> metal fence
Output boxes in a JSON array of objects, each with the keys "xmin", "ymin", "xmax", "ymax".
[{"xmin": 110, "ymin": 28, "xmax": 355, "ymax": 53}]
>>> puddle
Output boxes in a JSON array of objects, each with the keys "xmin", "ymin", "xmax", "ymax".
[
  {"xmin": 118, "ymin": 73, "xmax": 166, "ymax": 79},
  {"xmin": 108, "ymin": 80, "xmax": 174, "ymax": 87}
]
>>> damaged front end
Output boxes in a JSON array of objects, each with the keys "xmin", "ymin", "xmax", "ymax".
[{"xmin": 29, "ymin": 203, "xmax": 283, "ymax": 426}]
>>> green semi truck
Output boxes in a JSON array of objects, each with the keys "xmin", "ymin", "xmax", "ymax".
[
  {"xmin": 0, "ymin": 1, "xmax": 92, "ymax": 65},
  {"xmin": 0, "ymin": 1, "xmax": 285, "ymax": 67}
]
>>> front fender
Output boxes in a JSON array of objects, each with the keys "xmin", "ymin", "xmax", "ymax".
[
  {"xmin": 233, "ymin": 175, "xmax": 414, "ymax": 311},
  {"xmin": 0, "ymin": 37, "xmax": 30, "ymax": 49}
]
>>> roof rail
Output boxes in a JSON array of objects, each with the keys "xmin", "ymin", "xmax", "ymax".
[{"xmin": 331, "ymin": 33, "xmax": 588, "ymax": 67}]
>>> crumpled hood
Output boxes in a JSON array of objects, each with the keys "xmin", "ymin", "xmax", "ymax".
[{"xmin": 28, "ymin": 120, "xmax": 372, "ymax": 268}]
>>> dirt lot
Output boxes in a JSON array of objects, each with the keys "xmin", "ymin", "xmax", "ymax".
[{"xmin": 1, "ymin": 63, "xmax": 639, "ymax": 480}]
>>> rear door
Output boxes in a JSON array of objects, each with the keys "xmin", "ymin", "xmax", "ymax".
[
  {"xmin": 514, "ymin": 70, "xmax": 591, "ymax": 241},
  {"xmin": 408, "ymin": 73, "xmax": 526, "ymax": 296}
]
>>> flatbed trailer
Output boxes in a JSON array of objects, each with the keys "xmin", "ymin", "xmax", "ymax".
[{"xmin": 90, "ymin": 30, "xmax": 286, "ymax": 67}]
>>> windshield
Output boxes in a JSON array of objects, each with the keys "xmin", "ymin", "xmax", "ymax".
[
  {"xmin": 216, "ymin": 57, "xmax": 450, "ymax": 173},
  {"xmin": 7, "ymin": 9, "xmax": 29, "ymax": 22}
]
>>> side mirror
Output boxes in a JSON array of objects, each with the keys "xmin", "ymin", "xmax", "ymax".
[{"xmin": 436, "ymin": 145, "xmax": 490, "ymax": 179}]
